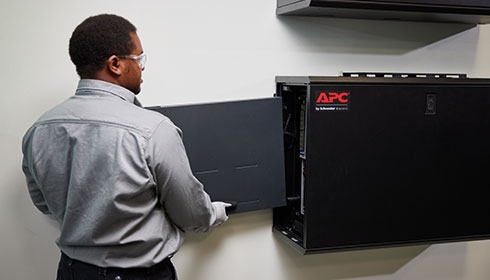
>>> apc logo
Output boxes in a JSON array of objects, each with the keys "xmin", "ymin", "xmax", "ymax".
[
  {"xmin": 315, "ymin": 91, "xmax": 349, "ymax": 111},
  {"xmin": 316, "ymin": 92, "xmax": 349, "ymax": 104}
]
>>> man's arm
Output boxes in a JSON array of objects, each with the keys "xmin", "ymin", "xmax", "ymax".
[
  {"xmin": 22, "ymin": 132, "xmax": 51, "ymax": 215},
  {"xmin": 146, "ymin": 119, "xmax": 229, "ymax": 232}
]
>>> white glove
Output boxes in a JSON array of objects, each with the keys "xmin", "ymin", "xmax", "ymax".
[
  {"xmin": 193, "ymin": 201, "xmax": 233, "ymax": 233},
  {"xmin": 212, "ymin": 201, "xmax": 232, "ymax": 226}
]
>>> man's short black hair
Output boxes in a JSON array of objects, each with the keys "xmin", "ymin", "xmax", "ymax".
[{"xmin": 69, "ymin": 14, "xmax": 137, "ymax": 78}]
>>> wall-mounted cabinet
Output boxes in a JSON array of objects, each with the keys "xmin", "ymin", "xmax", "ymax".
[
  {"xmin": 273, "ymin": 74, "xmax": 490, "ymax": 253},
  {"xmin": 277, "ymin": 0, "xmax": 490, "ymax": 24}
]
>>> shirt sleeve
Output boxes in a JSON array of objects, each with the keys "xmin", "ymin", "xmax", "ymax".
[
  {"xmin": 146, "ymin": 119, "xmax": 227, "ymax": 232},
  {"xmin": 21, "ymin": 130, "xmax": 52, "ymax": 215}
]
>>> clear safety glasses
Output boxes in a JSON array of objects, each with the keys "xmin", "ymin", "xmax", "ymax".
[{"xmin": 119, "ymin": 53, "xmax": 147, "ymax": 69}]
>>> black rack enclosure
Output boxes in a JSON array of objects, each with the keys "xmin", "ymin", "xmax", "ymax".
[
  {"xmin": 277, "ymin": 0, "xmax": 490, "ymax": 24},
  {"xmin": 273, "ymin": 75, "xmax": 490, "ymax": 253}
]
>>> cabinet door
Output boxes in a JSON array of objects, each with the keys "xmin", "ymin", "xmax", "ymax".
[{"xmin": 147, "ymin": 97, "xmax": 286, "ymax": 214}]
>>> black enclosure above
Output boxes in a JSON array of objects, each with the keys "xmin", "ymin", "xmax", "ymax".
[
  {"xmin": 273, "ymin": 74, "xmax": 490, "ymax": 253},
  {"xmin": 277, "ymin": 0, "xmax": 490, "ymax": 24}
]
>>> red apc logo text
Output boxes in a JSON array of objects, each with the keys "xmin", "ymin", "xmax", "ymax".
[{"xmin": 316, "ymin": 92, "xmax": 349, "ymax": 104}]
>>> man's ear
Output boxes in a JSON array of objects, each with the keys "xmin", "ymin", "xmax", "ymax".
[{"xmin": 107, "ymin": 55, "xmax": 123, "ymax": 76}]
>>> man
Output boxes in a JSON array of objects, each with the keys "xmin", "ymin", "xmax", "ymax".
[{"xmin": 21, "ymin": 14, "xmax": 230, "ymax": 280}]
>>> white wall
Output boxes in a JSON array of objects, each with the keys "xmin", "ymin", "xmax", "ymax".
[{"xmin": 2, "ymin": 1, "xmax": 490, "ymax": 279}]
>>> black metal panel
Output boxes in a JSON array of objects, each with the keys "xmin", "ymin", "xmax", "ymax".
[
  {"xmin": 276, "ymin": 0, "xmax": 490, "ymax": 24},
  {"xmin": 147, "ymin": 97, "xmax": 286, "ymax": 214},
  {"xmin": 274, "ymin": 75, "xmax": 490, "ymax": 253}
]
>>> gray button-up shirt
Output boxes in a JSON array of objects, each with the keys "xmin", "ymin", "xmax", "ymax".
[{"xmin": 22, "ymin": 79, "xmax": 227, "ymax": 268}]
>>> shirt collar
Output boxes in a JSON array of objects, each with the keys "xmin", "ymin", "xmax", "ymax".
[{"xmin": 75, "ymin": 79, "xmax": 142, "ymax": 107}]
